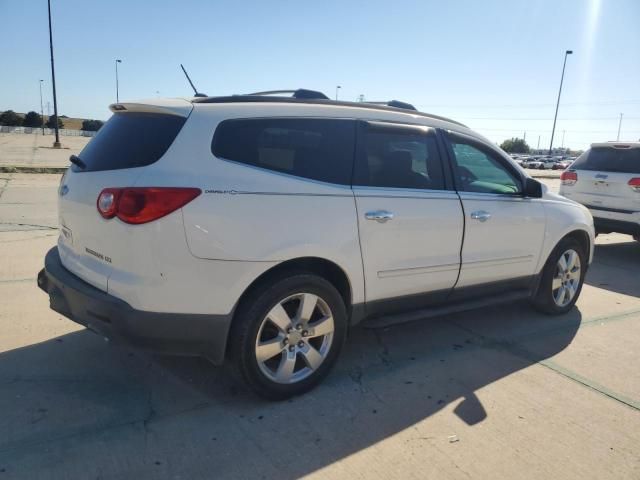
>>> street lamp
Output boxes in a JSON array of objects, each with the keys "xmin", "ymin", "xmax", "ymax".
[
  {"xmin": 47, "ymin": 0, "xmax": 61, "ymax": 148},
  {"xmin": 39, "ymin": 80, "xmax": 45, "ymax": 135},
  {"xmin": 548, "ymin": 50, "xmax": 573, "ymax": 155},
  {"xmin": 115, "ymin": 59, "xmax": 122, "ymax": 103},
  {"xmin": 335, "ymin": 85, "xmax": 341, "ymax": 101}
]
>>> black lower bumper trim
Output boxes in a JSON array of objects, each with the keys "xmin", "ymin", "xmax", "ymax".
[
  {"xmin": 593, "ymin": 217, "xmax": 640, "ymax": 237},
  {"xmin": 38, "ymin": 247, "xmax": 232, "ymax": 364}
]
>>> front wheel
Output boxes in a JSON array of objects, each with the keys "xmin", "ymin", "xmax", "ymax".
[
  {"xmin": 531, "ymin": 238, "xmax": 586, "ymax": 315},
  {"xmin": 230, "ymin": 273, "xmax": 347, "ymax": 400}
]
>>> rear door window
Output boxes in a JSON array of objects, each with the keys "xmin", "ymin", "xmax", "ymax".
[
  {"xmin": 571, "ymin": 147, "xmax": 640, "ymax": 174},
  {"xmin": 212, "ymin": 118, "xmax": 356, "ymax": 185},
  {"xmin": 76, "ymin": 113, "xmax": 186, "ymax": 172}
]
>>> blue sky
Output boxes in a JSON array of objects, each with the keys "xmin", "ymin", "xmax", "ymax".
[{"xmin": 2, "ymin": 0, "xmax": 639, "ymax": 150}]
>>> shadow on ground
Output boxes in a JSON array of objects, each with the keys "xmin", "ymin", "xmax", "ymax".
[
  {"xmin": 0, "ymin": 301, "xmax": 581, "ymax": 479},
  {"xmin": 586, "ymin": 237, "xmax": 640, "ymax": 297}
]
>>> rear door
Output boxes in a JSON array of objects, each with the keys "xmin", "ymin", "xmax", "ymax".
[
  {"xmin": 58, "ymin": 109, "xmax": 189, "ymax": 290},
  {"xmin": 567, "ymin": 146, "xmax": 640, "ymax": 213},
  {"xmin": 353, "ymin": 121, "xmax": 463, "ymax": 314}
]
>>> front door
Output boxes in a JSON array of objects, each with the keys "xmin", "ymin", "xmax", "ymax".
[{"xmin": 444, "ymin": 131, "xmax": 546, "ymax": 294}]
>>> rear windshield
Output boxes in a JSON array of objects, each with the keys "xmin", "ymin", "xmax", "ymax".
[
  {"xmin": 572, "ymin": 147, "xmax": 640, "ymax": 174},
  {"xmin": 75, "ymin": 112, "xmax": 186, "ymax": 172}
]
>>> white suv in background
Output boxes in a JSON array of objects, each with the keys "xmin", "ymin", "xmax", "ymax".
[
  {"xmin": 38, "ymin": 90, "xmax": 595, "ymax": 399},
  {"xmin": 560, "ymin": 142, "xmax": 640, "ymax": 241}
]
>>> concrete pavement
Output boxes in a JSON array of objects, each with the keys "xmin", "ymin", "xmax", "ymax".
[
  {"xmin": 0, "ymin": 132, "xmax": 89, "ymax": 171},
  {"xmin": 0, "ymin": 173, "xmax": 638, "ymax": 479}
]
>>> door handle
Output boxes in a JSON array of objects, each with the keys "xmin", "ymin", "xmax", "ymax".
[
  {"xmin": 470, "ymin": 210, "xmax": 491, "ymax": 222},
  {"xmin": 365, "ymin": 210, "xmax": 394, "ymax": 223}
]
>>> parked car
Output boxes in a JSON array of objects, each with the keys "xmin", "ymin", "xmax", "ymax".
[
  {"xmin": 559, "ymin": 142, "xmax": 640, "ymax": 241},
  {"xmin": 537, "ymin": 159, "xmax": 557, "ymax": 170},
  {"xmin": 552, "ymin": 160, "xmax": 572, "ymax": 170},
  {"xmin": 37, "ymin": 90, "xmax": 595, "ymax": 399},
  {"xmin": 527, "ymin": 160, "xmax": 543, "ymax": 169}
]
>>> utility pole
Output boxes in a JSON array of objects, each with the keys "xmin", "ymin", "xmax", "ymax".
[
  {"xmin": 523, "ymin": 131, "xmax": 526, "ymax": 141},
  {"xmin": 39, "ymin": 80, "xmax": 45, "ymax": 135},
  {"xmin": 47, "ymin": 0, "xmax": 61, "ymax": 148},
  {"xmin": 537, "ymin": 135, "xmax": 540, "ymax": 151},
  {"xmin": 617, "ymin": 113, "xmax": 623, "ymax": 141},
  {"xmin": 561, "ymin": 130, "xmax": 565, "ymax": 149},
  {"xmin": 549, "ymin": 50, "xmax": 573, "ymax": 155}
]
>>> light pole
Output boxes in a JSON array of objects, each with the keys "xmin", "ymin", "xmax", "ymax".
[
  {"xmin": 549, "ymin": 50, "xmax": 573, "ymax": 155},
  {"xmin": 561, "ymin": 130, "xmax": 565, "ymax": 149},
  {"xmin": 39, "ymin": 80, "xmax": 45, "ymax": 135},
  {"xmin": 115, "ymin": 59, "xmax": 122, "ymax": 103},
  {"xmin": 617, "ymin": 113, "xmax": 623, "ymax": 141},
  {"xmin": 335, "ymin": 85, "xmax": 341, "ymax": 101},
  {"xmin": 47, "ymin": 0, "xmax": 61, "ymax": 148}
]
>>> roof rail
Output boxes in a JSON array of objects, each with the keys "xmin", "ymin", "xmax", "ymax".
[
  {"xmin": 364, "ymin": 100, "xmax": 417, "ymax": 111},
  {"xmin": 192, "ymin": 94, "xmax": 466, "ymax": 127},
  {"xmin": 246, "ymin": 89, "xmax": 329, "ymax": 100}
]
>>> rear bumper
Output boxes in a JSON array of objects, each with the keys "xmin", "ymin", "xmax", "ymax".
[
  {"xmin": 593, "ymin": 217, "xmax": 640, "ymax": 237},
  {"xmin": 38, "ymin": 247, "xmax": 231, "ymax": 364}
]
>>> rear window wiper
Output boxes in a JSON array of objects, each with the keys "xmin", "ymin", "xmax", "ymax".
[{"xmin": 69, "ymin": 154, "xmax": 87, "ymax": 170}]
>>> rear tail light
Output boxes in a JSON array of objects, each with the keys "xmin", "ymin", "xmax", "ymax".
[
  {"xmin": 560, "ymin": 170, "xmax": 578, "ymax": 186},
  {"xmin": 97, "ymin": 187, "xmax": 201, "ymax": 224},
  {"xmin": 629, "ymin": 178, "xmax": 640, "ymax": 192}
]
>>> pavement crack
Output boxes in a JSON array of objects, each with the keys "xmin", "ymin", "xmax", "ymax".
[
  {"xmin": 0, "ymin": 174, "xmax": 11, "ymax": 200},
  {"xmin": 0, "ymin": 278, "xmax": 36, "ymax": 284},
  {"xmin": 372, "ymin": 329, "xmax": 392, "ymax": 367},
  {"xmin": 0, "ymin": 223, "xmax": 57, "ymax": 231}
]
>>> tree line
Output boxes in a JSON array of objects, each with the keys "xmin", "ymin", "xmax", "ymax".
[{"xmin": 0, "ymin": 110, "xmax": 104, "ymax": 131}]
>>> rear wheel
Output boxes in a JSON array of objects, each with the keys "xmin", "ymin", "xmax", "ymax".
[
  {"xmin": 532, "ymin": 237, "xmax": 586, "ymax": 315},
  {"xmin": 230, "ymin": 273, "xmax": 347, "ymax": 400}
]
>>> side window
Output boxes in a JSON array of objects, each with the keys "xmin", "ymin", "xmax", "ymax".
[
  {"xmin": 449, "ymin": 135, "xmax": 522, "ymax": 194},
  {"xmin": 212, "ymin": 118, "xmax": 355, "ymax": 185},
  {"xmin": 353, "ymin": 124, "xmax": 446, "ymax": 190}
]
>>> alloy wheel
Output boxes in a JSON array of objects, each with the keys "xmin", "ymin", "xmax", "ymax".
[
  {"xmin": 552, "ymin": 249, "xmax": 581, "ymax": 307},
  {"xmin": 255, "ymin": 293, "xmax": 335, "ymax": 384}
]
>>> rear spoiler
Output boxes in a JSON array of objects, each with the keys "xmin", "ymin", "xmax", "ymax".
[{"xmin": 109, "ymin": 98, "xmax": 193, "ymax": 118}]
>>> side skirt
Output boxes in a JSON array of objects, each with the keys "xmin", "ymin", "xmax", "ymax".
[
  {"xmin": 352, "ymin": 274, "xmax": 541, "ymax": 329},
  {"xmin": 361, "ymin": 289, "xmax": 532, "ymax": 329}
]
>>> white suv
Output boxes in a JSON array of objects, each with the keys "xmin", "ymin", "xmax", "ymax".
[
  {"xmin": 38, "ymin": 90, "xmax": 595, "ymax": 399},
  {"xmin": 559, "ymin": 142, "xmax": 640, "ymax": 241}
]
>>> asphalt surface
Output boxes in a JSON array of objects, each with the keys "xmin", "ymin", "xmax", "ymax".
[{"xmin": 0, "ymin": 173, "xmax": 638, "ymax": 479}]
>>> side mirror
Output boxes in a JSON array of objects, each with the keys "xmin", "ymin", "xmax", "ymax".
[
  {"xmin": 453, "ymin": 393, "xmax": 487, "ymax": 425},
  {"xmin": 524, "ymin": 177, "xmax": 543, "ymax": 198}
]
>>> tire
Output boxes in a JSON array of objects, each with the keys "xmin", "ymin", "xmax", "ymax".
[
  {"xmin": 229, "ymin": 272, "xmax": 348, "ymax": 400},
  {"xmin": 531, "ymin": 237, "xmax": 587, "ymax": 315}
]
